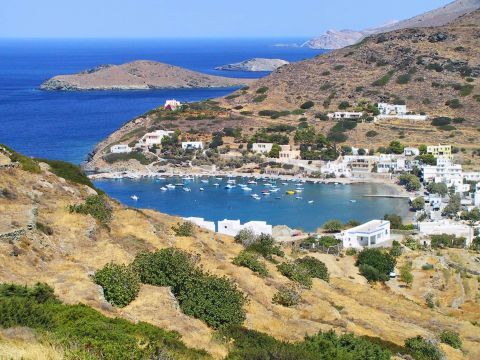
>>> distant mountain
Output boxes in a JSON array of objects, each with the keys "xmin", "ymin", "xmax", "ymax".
[
  {"xmin": 215, "ymin": 58, "xmax": 289, "ymax": 72},
  {"xmin": 303, "ymin": 0, "xmax": 480, "ymax": 49},
  {"xmin": 41, "ymin": 60, "xmax": 253, "ymax": 91}
]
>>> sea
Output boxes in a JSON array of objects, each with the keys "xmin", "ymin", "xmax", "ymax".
[{"xmin": 0, "ymin": 38, "xmax": 409, "ymax": 231}]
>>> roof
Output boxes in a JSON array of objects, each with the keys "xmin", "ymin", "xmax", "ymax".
[{"xmin": 346, "ymin": 220, "xmax": 389, "ymax": 234}]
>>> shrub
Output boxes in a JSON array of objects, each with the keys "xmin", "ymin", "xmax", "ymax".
[
  {"xmin": 411, "ymin": 196, "xmax": 425, "ymax": 211},
  {"xmin": 246, "ymin": 234, "xmax": 284, "ymax": 261},
  {"xmin": 427, "ymin": 63, "xmax": 443, "ymax": 72},
  {"xmin": 338, "ymin": 101, "xmax": 350, "ymax": 110},
  {"xmin": 431, "ymin": 117, "xmax": 451, "ymax": 126},
  {"xmin": 366, "ymin": 130, "xmax": 379, "ymax": 138},
  {"xmin": 346, "ymin": 248, "xmax": 357, "ymax": 256},
  {"xmin": 430, "ymin": 234, "xmax": 466, "ymax": 248},
  {"xmin": 272, "ymin": 286, "xmax": 301, "ymax": 307},
  {"xmin": 94, "ymin": 263, "xmax": 140, "ymax": 307},
  {"xmin": 389, "ymin": 140, "xmax": 404, "ymax": 154},
  {"xmin": 459, "ymin": 84, "xmax": 474, "ymax": 96},
  {"xmin": 399, "ymin": 262, "xmax": 413, "ymax": 288},
  {"xmin": 445, "ymin": 98, "xmax": 461, "ymax": 109},
  {"xmin": 172, "ymin": 221, "xmax": 194, "ymax": 236},
  {"xmin": 277, "ymin": 262, "xmax": 312, "ymax": 288},
  {"xmin": 36, "ymin": 222, "xmax": 54, "ymax": 235},
  {"xmin": 321, "ymin": 71, "xmax": 331, "ymax": 76},
  {"xmin": 439, "ymin": 330, "xmax": 462, "ymax": 349},
  {"xmin": 253, "ymin": 94, "xmax": 267, "ymax": 103},
  {"xmin": 389, "ymin": 240, "xmax": 402, "ymax": 257},
  {"xmin": 36, "ymin": 158, "xmax": 97, "ymax": 190},
  {"xmin": 234, "ymin": 228, "xmax": 257, "ymax": 247},
  {"xmin": 295, "ymin": 257, "xmax": 329, "ymax": 282},
  {"xmin": 69, "ymin": 195, "xmax": 112, "ymax": 225},
  {"xmin": 356, "ymin": 248, "xmax": 396, "ymax": 282},
  {"xmin": 422, "ymin": 263, "xmax": 434, "ymax": 270},
  {"xmin": 333, "ymin": 64, "xmax": 345, "ymax": 70},
  {"xmin": 372, "ymin": 71, "xmax": 394, "ymax": 86},
  {"xmin": 438, "ymin": 125, "xmax": 456, "ymax": 131},
  {"xmin": 405, "ymin": 336, "xmax": 443, "ymax": 360},
  {"xmin": 396, "ymin": 74, "xmax": 411, "ymax": 84},
  {"xmin": 232, "ymin": 251, "xmax": 269, "ymax": 277},
  {"xmin": 322, "ymin": 219, "xmax": 343, "ymax": 233},
  {"xmin": 0, "ymin": 144, "xmax": 41, "ymax": 173},
  {"xmin": 426, "ymin": 182, "xmax": 448, "ymax": 196},
  {"xmin": 452, "ymin": 117, "xmax": 465, "ymax": 123},
  {"xmin": 300, "ymin": 100, "xmax": 314, "ymax": 109},
  {"xmin": 256, "ymin": 86, "xmax": 269, "ymax": 94}
]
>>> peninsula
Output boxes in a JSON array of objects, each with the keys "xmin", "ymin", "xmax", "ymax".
[
  {"xmin": 40, "ymin": 60, "xmax": 254, "ymax": 91},
  {"xmin": 215, "ymin": 58, "xmax": 289, "ymax": 72}
]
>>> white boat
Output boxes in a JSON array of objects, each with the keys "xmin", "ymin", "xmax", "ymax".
[
  {"xmin": 251, "ymin": 194, "xmax": 261, "ymax": 200},
  {"xmin": 200, "ymin": 187, "xmax": 205, "ymax": 191},
  {"xmin": 247, "ymin": 180, "xmax": 257, "ymax": 185},
  {"xmin": 131, "ymin": 195, "xmax": 139, "ymax": 201},
  {"xmin": 296, "ymin": 196, "xmax": 303, "ymax": 200},
  {"xmin": 349, "ymin": 199, "xmax": 357, "ymax": 203},
  {"xmin": 270, "ymin": 188, "xmax": 279, "ymax": 193},
  {"xmin": 183, "ymin": 187, "xmax": 192, "ymax": 192},
  {"xmin": 295, "ymin": 189, "xmax": 303, "ymax": 193},
  {"xmin": 227, "ymin": 179, "xmax": 236, "ymax": 184},
  {"xmin": 166, "ymin": 184, "xmax": 175, "ymax": 189},
  {"xmin": 243, "ymin": 187, "xmax": 252, "ymax": 191},
  {"xmin": 225, "ymin": 184, "xmax": 235, "ymax": 189},
  {"xmin": 213, "ymin": 183, "xmax": 220, "ymax": 187},
  {"xmin": 160, "ymin": 187, "xmax": 167, "ymax": 191},
  {"xmin": 238, "ymin": 184, "xmax": 247, "ymax": 188},
  {"xmin": 215, "ymin": 177, "xmax": 223, "ymax": 180},
  {"xmin": 201, "ymin": 179, "xmax": 209, "ymax": 184},
  {"xmin": 308, "ymin": 200, "xmax": 314, "ymax": 204},
  {"xmin": 175, "ymin": 183, "xmax": 184, "ymax": 187},
  {"xmin": 282, "ymin": 182, "xmax": 288, "ymax": 186},
  {"xmin": 182, "ymin": 176, "xmax": 194, "ymax": 180}
]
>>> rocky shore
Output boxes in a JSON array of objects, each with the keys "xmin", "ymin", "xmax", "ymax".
[{"xmin": 215, "ymin": 58, "xmax": 289, "ymax": 72}]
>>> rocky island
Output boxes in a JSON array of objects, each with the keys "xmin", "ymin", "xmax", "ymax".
[
  {"xmin": 40, "ymin": 60, "xmax": 253, "ymax": 91},
  {"xmin": 215, "ymin": 58, "xmax": 289, "ymax": 72}
]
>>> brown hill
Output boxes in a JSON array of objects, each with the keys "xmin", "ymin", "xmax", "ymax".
[
  {"xmin": 223, "ymin": 10, "xmax": 480, "ymax": 123},
  {"xmin": 40, "ymin": 60, "xmax": 253, "ymax": 91},
  {"xmin": 2, "ymin": 147, "xmax": 480, "ymax": 359}
]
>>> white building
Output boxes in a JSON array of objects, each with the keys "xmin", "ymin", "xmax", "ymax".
[
  {"xmin": 110, "ymin": 144, "xmax": 132, "ymax": 154},
  {"xmin": 328, "ymin": 112, "xmax": 363, "ymax": 120},
  {"xmin": 138, "ymin": 130, "xmax": 174, "ymax": 148},
  {"xmin": 340, "ymin": 220, "xmax": 391, "ymax": 249},
  {"xmin": 183, "ymin": 217, "xmax": 215, "ymax": 232},
  {"xmin": 252, "ymin": 143, "xmax": 273, "ymax": 154},
  {"xmin": 164, "ymin": 99, "xmax": 181, "ymax": 111},
  {"xmin": 378, "ymin": 103, "xmax": 407, "ymax": 116},
  {"xmin": 217, "ymin": 219, "xmax": 272, "ymax": 237},
  {"xmin": 320, "ymin": 161, "xmax": 351, "ymax": 178},
  {"xmin": 419, "ymin": 220, "xmax": 474, "ymax": 247},
  {"xmin": 351, "ymin": 147, "xmax": 369, "ymax": 156},
  {"xmin": 182, "ymin": 141, "xmax": 203, "ymax": 150},
  {"xmin": 463, "ymin": 172, "xmax": 480, "ymax": 182},
  {"xmin": 404, "ymin": 147, "xmax": 420, "ymax": 157},
  {"xmin": 278, "ymin": 145, "xmax": 301, "ymax": 163},
  {"xmin": 474, "ymin": 183, "xmax": 480, "ymax": 207}
]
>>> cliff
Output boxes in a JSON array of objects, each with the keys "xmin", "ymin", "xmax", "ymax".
[{"xmin": 40, "ymin": 60, "xmax": 253, "ymax": 91}]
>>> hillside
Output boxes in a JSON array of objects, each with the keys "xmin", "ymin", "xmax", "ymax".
[
  {"xmin": 40, "ymin": 60, "xmax": 253, "ymax": 91},
  {"xmin": 2, "ymin": 146, "xmax": 480, "ymax": 359}
]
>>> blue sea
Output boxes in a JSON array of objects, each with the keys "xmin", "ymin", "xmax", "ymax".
[{"xmin": 0, "ymin": 39, "xmax": 409, "ymax": 230}]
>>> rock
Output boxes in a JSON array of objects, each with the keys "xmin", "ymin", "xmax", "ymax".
[{"xmin": 215, "ymin": 58, "xmax": 289, "ymax": 72}]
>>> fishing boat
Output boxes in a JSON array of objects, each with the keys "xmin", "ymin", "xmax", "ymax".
[
  {"xmin": 130, "ymin": 195, "xmax": 139, "ymax": 201},
  {"xmin": 166, "ymin": 184, "xmax": 175, "ymax": 189},
  {"xmin": 243, "ymin": 187, "xmax": 252, "ymax": 191},
  {"xmin": 261, "ymin": 190, "xmax": 270, "ymax": 195},
  {"xmin": 270, "ymin": 188, "xmax": 279, "ymax": 193},
  {"xmin": 296, "ymin": 196, "xmax": 303, "ymax": 200},
  {"xmin": 225, "ymin": 184, "xmax": 235, "ymax": 189},
  {"xmin": 175, "ymin": 183, "xmax": 184, "ymax": 187},
  {"xmin": 286, "ymin": 190, "xmax": 296, "ymax": 195},
  {"xmin": 200, "ymin": 179, "xmax": 209, "ymax": 184},
  {"xmin": 215, "ymin": 177, "xmax": 223, "ymax": 180},
  {"xmin": 349, "ymin": 199, "xmax": 357, "ymax": 203},
  {"xmin": 199, "ymin": 188, "xmax": 204, "ymax": 191},
  {"xmin": 160, "ymin": 187, "xmax": 167, "ymax": 191},
  {"xmin": 295, "ymin": 189, "xmax": 303, "ymax": 193},
  {"xmin": 308, "ymin": 200, "xmax": 314, "ymax": 204},
  {"xmin": 183, "ymin": 187, "xmax": 192, "ymax": 192},
  {"xmin": 247, "ymin": 180, "xmax": 257, "ymax": 185},
  {"xmin": 213, "ymin": 183, "xmax": 220, "ymax": 187},
  {"xmin": 251, "ymin": 194, "xmax": 261, "ymax": 200}
]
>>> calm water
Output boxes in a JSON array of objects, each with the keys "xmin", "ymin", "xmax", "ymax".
[
  {"xmin": 94, "ymin": 177, "xmax": 409, "ymax": 231},
  {"xmin": 0, "ymin": 38, "xmax": 322, "ymax": 164},
  {"xmin": 1, "ymin": 39, "xmax": 408, "ymax": 227}
]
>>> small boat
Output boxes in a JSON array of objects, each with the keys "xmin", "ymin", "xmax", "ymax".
[
  {"xmin": 264, "ymin": 183, "xmax": 272, "ymax": 187},
  {"xmin": 166, "ymin": 184, "xmax": 175, "ymax": 189},
  {"xmin": 213, "ymin": 183, "xmax": 220, "ymax": 187},
  {"xmin": 182, "ymin": 176, "xmax": 194, "ymax": 180},
  {"xmin": 227, "ymin": 179, "xmax": 236, "ymax": 185},
  {"xmin": 262, "ymin": 190, "xmax": 270, "ymax": 195},
  {"xmin": 275, "ymin": 196, "xmax": 281, "ymax": 199},
  {"xmin": 201, "ymin": 179, "xmax": 209, "ymax": 184},
  {"xmin": 243, "ymin": 187, "xmax": 252, "ymax": 191},
  {"xmin": 131, "ymin": 195, "xmax": 139, "ymax": 201},
  {"xmin": 349, "ymin": 199, "xmax": 357, "ymax": 203},
  {"xmin": 215, "ymin": 177, "xmax": 223, "ymax": 180},
  {"xmin": 247, "ymin": 180, "xmax": 257, "ymax": 185},
  {"xmin": 270, "ymin": 188, "xmax": 279, "ymax": 193},
  {"xmin": 199, "ymin": 187, "xmax": 205, "ymax": 191},
  {"xmin": 295, "ymin": 189, "xmax": 303, "ymax": 193},
  {"xmin": 251, "ymin": 194, "xmax": 261, "ymax": 200},
  {"xmin": 238, "ymin": 184, "xmax": 247, "ymax": 188},
  {"xmin": 282, "ymin": 182, "xmax": 288, "ymax": 186},
  {"xmin": 296, "ymin": 196, "xmax": 303, "ymax": 200},
  {"xmin": 225, "ymin": 184, "xmax": 235, "ymax": 189},
  {"xmin": 286, "ymin": 190, "xmax": 296, "ymax": 195},
  {"xmin": 308, "ymin": 200, "xmax": 314, "ymax": 204},
  {"xmin": 160, "ymin": 187, "xmax": 167, "ymax": 191},
  {"xmin": 175, "ymin": 183, "xmax": 184, "ymax": 187},
  {"xmin": 183, "ymin": 187, "xmax": 191, "ymax": 192}
]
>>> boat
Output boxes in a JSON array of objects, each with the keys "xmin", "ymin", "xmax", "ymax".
[
  {"xmin": 251, "ymin": 194, "xmax": 261, "ymax": 200},
  {"xmin": 175, "ymin": 183, "xmax": 184, "ymax": 187},
  {"xmin": 213, "ymin": 183, "xmax": 220, "ymax": 187},
  {"xmin": 308, "ymin": 200, "xmax": 314, "ymax": 204},
  {"xmin": 295, "ymin": 189, "xmax": 303, "ymax": 193},
  {"xmin": 282, "ymin": 182, "xmax": 288, "ymax": 186},
  {"xmin": 182, "ymin": 176, "xmax": 193, "ymax": 180},
  {"xmin": 215, "ymin": 177, "xmax": 223, "ymax": 180},
  {"xmin": 286, "ymin": 190, "xmax": 296, "ymax": 195},
  {"xmin": 183, "ymin": 187, "xmax": 192, "ymax": 192},
  {"xmin": 262, "ymin": 190, "xmax": 270, "ymax": 195},
  {"xmin": 166, "ymin": 184, "xmax": 175, "ymax": 189},
  {"xmin": 201, "ymin": 179, "xmax": 209, "ymax": 184},
  {"xmin": 199, "ymin": 187, "xmax": 205, "ymax": 191},
  {"xmin": 247, "ymin": 180, "xmax": 257, "ymax": 185},
  {"xmin": 349, "ymin": 199, "xmax": 357, "ymax": 203},
  {"xmin": 227, "ymin": 179, "xmax": 236, "ymax": 184},
  {"xmin": 270, "ymin": 188, "xmax": 279, "ymax": 193},
  {"xmin": 225, "ymin": 184, "xmax": 235, "ymax": 189},
  {"xmin": 275, "ymin": 196, "xmax": 281, "ymax": 199},
  {"xmin": 243, "ymin": 187, "xmax": 252, "ymax": 191},
  {"xmin": 296, "ymin": 196, "xmax": 303, "ymax": 200},
  {"xmin": 160, "ymin": 187, "xmax": 167, "ymax": 191},
  {"xmin": 130, "ymin": 195, "xmax": 139, "ymax": 201}
]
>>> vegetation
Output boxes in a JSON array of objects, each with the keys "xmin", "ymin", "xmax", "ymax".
[
  {"xmin": 442, "ymin": 194, "xmax": 461, "ymax": 217},
  {"xmin": 399, "ymin": 262, "xmax": 413, "ymax": 288},
  {"xmin": 104, "ymin": 151, "xmax": 152, "ymax": 165},
  {"xmin": 68, "ymin": 195, "xmax": 112, "ymax": 225},
  {"xmin": 0, "ymin": 283, "xmax": 208, "ymax": 359},
  {"xmin": 366, "ymin": 130, "xmax": 379, "ymax": 138},
  {"xmin": 426, "ymin": 182, "xmax": 448, "ymax": 196},
  {"xmin": 372, "ymin": 70, "xmax": 395, "ymax": 86},
  {"xmin": 404, "ymin": 336, "xmax": 443, "ymax": 360},
  {"xmin": 322, "ymin": 219, "xmax": 343, "ymax": 233},
  {"xmin": 252, "ymin": 94, "xmax": 267, "ymax": 103},
  {"xmin": 234, "ymin": 228, "xmax": 257, "ymax": 247},
  {"xmin": 93, "ymin": 263, "xmax": 140, "ymax": 307},
  {"xmin": 389, "ymin": 240, "xmax": 402, "ymax": 257},
  {"xmin": 36, "ymin": 158, "xmax": 98, "ymax": 190},
  {"xmin": 411, "ymin": 196, "xmax": 425, "ymax": 211},
  {"xmin": 232, "ymin": 250, "xmax": 269, "ymax": 277},
  {"xmin": 256, "ymin": 86, "xmax": 269, "ymax": 94},
  {"xmin": 430, "ymin": 234, "xmax": 466, "ymax": 248},
  {"xmin": 172, "ymin": 221, "xmax": 195, "ymax": 236},
  {"xmin": 445, "ymin": 98, "xmax": 462, "ymax": 109},
  {"xmin": 431, "ymin": 117, "xmax": 451, "ymax": 126},
  {"xmin": 277, "ymin": 261, "xmax": 312, "ymax": 288},
  {"xmin": 0, "ymin": 144, "xmax": 41, "ymax": 173},
  {"xmin": 245, "ymin": 234, "xmax": 285, "ymax": 261},
  {"xmin": 300, "ymin": 100, "xmax": 314, "ymax": 109},
  {"xmin": 388, "ymin": 140, "xmax": 404, "ymax": 154},
  {"xmin": 132, "ymin": 249, "xmax": 247, "ymax": 329},
  {"xmin": 272, "ymin": 286, "xmax": 301, "ymax": 307},
  {"xmin": 396, "ymin": 73, "xmax": 411, "ymax": 84},
  {"xmin": 439, "ymin": 330, "xmax": 462, "ymax": 349},
  {"xmin": 399, "ymin": 173, "xmax": 421, "ymax": 191},
  {"xmin": 295, "ymin": 257, "xmax": 329, "ymax": 282},
  {"xmin": 268, "ymin": 143, "xmax": 281, "ymax": 158},
  {"xmin": 356, "ymin": 248, "xmax": 396, "ymax": 282},
  {"xmin": 338, "ymin": 101, "xmax": 350, "ymax": 110}
]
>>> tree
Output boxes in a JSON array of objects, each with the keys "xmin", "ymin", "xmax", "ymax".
[
  {"xmin": 322, "ymin": 219, "xmax": 343, "ymax": 233},
  {"xmin": 234, "ymin": 228, "xmax": 257, "ymax": 247},
  {"xmin": 356, "ymin": 248, "xmax": 396, "ymax": 282},
  {"xmin": 405, "ymin": 336, "xmax": 444, "ymax": 360},
  {"xmin": 417, "ymin": 153, "xmax": 436, "ymax": 165},
  {"xmin": 426, "ymin": 182, "xmax": 448, "ymax": 196},
  {"xmin": 439, "ymin": 330, "xmax": 462, "ymax": 349},
  {"xmin": 390, "ymin": 240, "xmax": 402, "ymax": 257},
  {"xmin": 419, "ymin": 144, "xmax": 427, "ymax": 154},
  {"xmin": 399, "ymin": 262, "xmax": 413, "ymax": 288},
  {"xmin": 411, "ymin": 196, "xmax": 425, "ymax": 211},
  {"xmin": 388, "ymin": 140, "xmax": 404, "ymax": 154},
  {"xmin": 460, "ymin": 208, "xmax": 480, "ymax": 222},
  {"xmin": 338, "ymin": 101, "xmax": 350, "ymax": 110},
  {"xmin": 384, "ymin": 214, "xmax": 403, "ymax": 229},
  {"xmin": 94, "ymin": 263, "xmax": 140, "ymax": 307},
  {"xmin": 442, "ymin": 194, "xmax": 461, "ymax": 217},
  {"xmin": 399, "ymin": 173, "xmax": 421, "ymax": 191},
  {"xmin": 268, "ymin": 143, "xmax": 281, "ymax": 158}
]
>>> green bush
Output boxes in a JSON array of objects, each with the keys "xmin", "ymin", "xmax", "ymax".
[
  {"xmin": 36, "ymin": 158, "xmax": 98, "ymax": 190},
  {"xmin": 430, "ymin": 234, "xmax": 466, "ymax": 248},
  {"xmin": 69, "ymin": 195, "xmax": 112, "ymax": 225},
  {"xmin": 272, "ymin": 286, "xmax": 301, "ymax": 307},
  {"xmin": 399, "ymin": 262, "xmax": 414, "ymax": 288},
  {"xmin": 338, "ymin": 101, "xmax": 350, "ymax": 110},
  {"xmin": 445, "ymin": 98, "xmax": 462, "ymax": 109},
  {"xmin": 366, "ymin": 130, "xmax": 379, "ymax": 138},
  {"xmin": 233, "ymin": 251, "xmax": 269, "ymax": 277},
  {"xmin": 411, "ymin": 196, "xmax": 425, "ymax": 211},
  {"xmin": 396, "ymin": 74, "xmax": 411, "ymax": 84},
  {"xmin": 405, "ymin": 336, "xmax": 443, "ymax": 360},
  {"xmin": 422, "ymin": 263, "xmax": 434, "ymax": 270},
  {"xmin": 372, "ymin": 71, "xmax": 394, "ymax": 86},
  {"xmin": 323, "ymin": 219, "xmax": 343, "ymax": 233},
  {"xmin": 94, "ymin": 263, "xmax": 140, "ymax": 307},
  {"xmin": 277, "ymin": 262, "xmax": 312, "ymax": 288},
  {"xmin": 439, "ymin": 330, "xmax": 462, "ymax": 349},
  {"xmin": 253, "ymin": 94, "xmax": 267, "ymax": 103},
  {"xmin": 399, "ymin": 173, "xmax": 421, "ymax": 191},
  {"xmin": 295, "ymin": 257, "xmax": 329, "ymax": 282},
  {"xmin": 458, "ymin": 84, "xmax": 474, "ymax": 96},
  {"xmin": 356, "ymin": 248, "xmax": 396, "ymax": 282},
  {"xmin": 300, "ymin": 100, "xmax": 315, "ymax": 109},
  {"xmin": 431, "ymin": 117, "xmax": 451, "ymax": 126},
  {"xmin": 104, "ymin": 151, "xmax": 152, "ymax": 165},
  {"xmin": 256, "ymin": 86, "xmax": 269, "ymax": 94},
  {"xmin": 0, "ymin": 144, "xmax": 41, "ymax": 173},
  {"xmin": 172, "ymin": 221, "xmax": 194, "ymax": 236},
  {"xmin": 334, "ymin": 64, "xmax": 345, "ymax": 70},
  {"xmin": 36, "ymin": 222, "xmax": 54, "ymax": 235},
  {"xmin": 426, "ymin": 182, "xmax": 448, "ymax": 196},
  {"xmin": 346, "ymin": 248, "xmax": 357, "ymax": 256},
  {"xmin": 234, "ymin": 228, "xmax": 257, "ymax": 247},
  {"xmin": 245, "ymin": 234, "xmax": 284, "ymax": 261},
  {"xmin": 389, "ymin": 240, "xmax": 402, "ymax": 257}
]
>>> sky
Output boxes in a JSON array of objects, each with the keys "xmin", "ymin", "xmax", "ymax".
[{"xmin": 0, "ymin": 0, "xmax": 453, "ymax": 38}]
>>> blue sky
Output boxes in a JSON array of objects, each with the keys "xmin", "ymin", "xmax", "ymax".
[{"xmin": 1, "ymin": 0, "xmax": 453, "ymax": 38}]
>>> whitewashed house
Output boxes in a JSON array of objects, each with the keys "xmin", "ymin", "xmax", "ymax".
[
  {"xmin": 474, "ymin": 183, "xmax": 480, "ymax": 207},
  {"xmin": 137, "ymin": 130, "xmax": 174, "ymax": 148},
  {"xmin": 321, "ymin": 161, "xmax": 351, "ymax": 177},
  {"xmin": 404, "ymin": 147, "xmax": 420, "ymax": 157},
  {"xmin": 463, "ymin": 171, "xmax": 480, "ymax": 182},
  {"xmin": 351, "ymin": 147, "xmax": 369, "ymax": 156},
  {"xmin": 252, "ymin": 143, "xmax": 273, "ymax": 154},
  {"xmin": 340, "ymin": 220, "xmax": 391, "ymax": 249},
  {"xmin": 182, "ymin": 141, "xmax": 203, "ymax": 150},
  {"xmin": 378, "ymin": 103, "xmax": 407, "ymax": 116},
  {"xmin": 328, "ymin": 112, "xmax": 363, "ymax": 120},
  {"xmin": 217, "ymin": 219, "xmax": 272, "ymax": 237},
  {"xmin": 419, "ymin": 220, "xmax": 474, "ymax": 247},
  {"xmin": 183, "ymin": 217, "xmax": 215, "ymax": 232},
  {"xmin": 110, "ymin": 144, "xmax": 132, "ymax": 154},
  {"xmin": 164, "ymin": 99, "xmax": 181, "ymax": 111}
]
